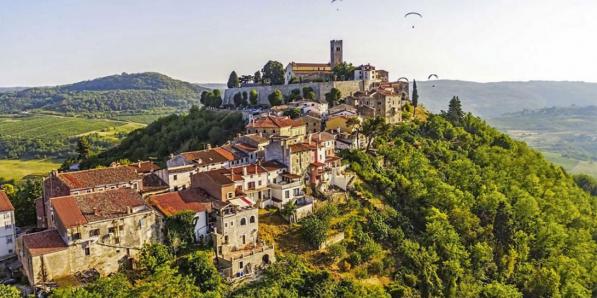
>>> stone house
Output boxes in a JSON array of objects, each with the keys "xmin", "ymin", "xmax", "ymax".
[
  {"xmin": 325, "ymin": 115, "xmax": 360, "ymax": 134},
  {"xmin": 245, "ymin": 115, "xmax": 306, "ymax": 138},
  {"xmin": 353, "ymin": 64, "xmax": 388, "ymax": 82},
  {"xmin": 346, "ymin": 89, "xmax": 403, "ymax": 124},
  {"xmin": 149, "ymin": 188, "xmax": 213, "ymax": 243},
  {"xmin": 212, "ymin": 198, "xmax": 274, "ymax": 280},
  {"xmin": 0, "ymin": 191, "xmax": 16, "ymax": 259},
  {"xmin": 164, "ymin": 147, "xmax": 236, "ymax": 191},
  {"xmin": 18, "ymin": 188, "xmax": 160, "ymax": 287},
  {"xmin": 40, "ymin": 166, "xmax": 143, "ymax": 228},
  {"xmin": 328, "ymin": 104, "xmax": 358, "ymax": 117},
  {"xmin": 288, "ymin": 100, "xmax": 329, "ymax": 116},
  {"xmin": 300, "ymin": 115, "xmax": 323, "ymax": 133}
]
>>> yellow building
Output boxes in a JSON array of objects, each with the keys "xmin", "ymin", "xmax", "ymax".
[{"xmin": 325, "ymin": 115, "xmax": 360, "ymax": 134}]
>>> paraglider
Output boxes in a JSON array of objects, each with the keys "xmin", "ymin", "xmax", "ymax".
[
  {"xmin": 428, "ymin": 74, "xmax": 439, "ymax": 87},
  {"xmin": 397, "ymin": 77, "xmax": 409, "ymax": 82},
  {"xmin": 404, "ymin": 12, "xmax": 422, "ymax": 28}
]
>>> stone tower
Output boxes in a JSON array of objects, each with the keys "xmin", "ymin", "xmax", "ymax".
[{"xmin": 330, "ymin": 40, "xmax": 343, "ymax": 67}]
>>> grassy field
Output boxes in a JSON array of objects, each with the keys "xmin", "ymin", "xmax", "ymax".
[
  {"xmin": 542, "ymin": 151, "xmax": 597, "ymax": 178},
  {"xmin": 0, "ymin": 114, "xmax": 131, "ymax": 139},
  {"xmin": 0, "ymin": 159, "xmax": 60, "ymax": 181}
]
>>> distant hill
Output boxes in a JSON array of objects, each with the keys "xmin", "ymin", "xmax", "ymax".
[
  {"xmin": 416, "ymin": 80, "xmax": 597, "ymax": 117},
  {"xmin": 0, "ymin": 72, "xmax": 209, "ymax": 114}
]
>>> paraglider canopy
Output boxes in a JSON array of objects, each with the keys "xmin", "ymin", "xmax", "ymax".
[
  {"xmin": 397, "ymin": 77, "xmax": 409, "ymax": 82},
  {"xmin": 427, "ymin": 74, "xmax": 439, "ymax": 87},
  {"xmin": 404, "ymin": 12, "xmax": 422, "ymax": 28}
]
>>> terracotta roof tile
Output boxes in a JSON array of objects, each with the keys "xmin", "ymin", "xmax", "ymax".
[
  {"xmin": 290, "ymin": 143, "xmax": 317, "ymax": 153},
  {"xmin": 247, "ymin": 115, "xmax": 295, "ymax": 129},
  {"xmin": 141, "ymin": 174, "xmax": 169, "ymax": 193},
  {"xmin": 51, "ymin": 188, "xmax": 146, "ymax": 228},
  {"xmin": 128, "ymin": 161, "xmax": 161, "ymax": 174},
  {"xmin": 181, "ymin": 148, "xmax": 233, "ymax": 165},
  {"xmin": 55, "ymin": 166, "xmax": 140, "ymax": 190},
  {"xmin": 22, "ymin": 229, "xmax": 68, "ymax": 256},
  {"xmin": 149, "ymin": 188, "xmax": 213, "ymax": 217},
  {"xmin": 0, "ymin": 191, "xmax": 14, "ymax": 212}
]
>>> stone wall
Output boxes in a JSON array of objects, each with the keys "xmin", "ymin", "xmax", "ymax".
[{"xmin": 224, "ymin": 80, "xmax": 375, "ymax": 106}]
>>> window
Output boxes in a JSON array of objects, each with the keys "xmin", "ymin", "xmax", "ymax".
[
  {"xmin": 89, "ymin": 229, "xmax": 100, "ymax": 237},
  {"xmin": 119, "ymin": 225, "xmax": 124, "ymax": 231},
  {"xmin": 224, "ymin": 235, "xmax": 228, "ymax": 243},
  {"xmin": 239, "ymin": 261, "xmax": 244, "ymax": 269},
  {"xmin": 250, "ymin": 216, "xmax": 255, "ymax": 223},
  {"xmin": 138, "ymin": 219, "xmax": 145, "ymax": 229},
  {"xmin": 227, "ymin": 192, "xmax": 233, "ymax": 199},
  {"xmin": 174, "ymin": 186, "xmax": 179, "ymax": 191},
  {"xmin": 240, "ymin": 218, "xmax": 247, "ymax": 225},
  {"xmin": 6, "ymin": 237, "xmax": 12, "ymax": 244},
  {"xmin": 84, "ymin": 247, "xmax": 91, "ymax": 256},
  {"xmin": 258, "ymin": 180, "xmax": 262, "ymax": 186},
  {"xmin": 72, "ymin": 233, "xmax": 81, "ymax": 241},
  {"xmin": 5, "ymin": 224, "xmax": 11, "ymax": 230},
  {"xmin": 3, "ymin": 213, "xmax": 9, "ymax": 219},
  {"xmin": 173, "ymin": 175, "xmax": 178, "ymax": 181},
  {"xmin": 114, "ymin": 237, "xmax": 120, "ymax": 244},
  {"xmin": 108, "ymin": 227, "xmax": 116, "ymax": 234},
  {"xmin": 285, "ymin": 190, "xmax": 290, "ymax": 199}
]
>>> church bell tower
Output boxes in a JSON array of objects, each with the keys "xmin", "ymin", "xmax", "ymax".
[{"xmin": 330, "ymin": 40, "xmax": 343, "ymax": 67}]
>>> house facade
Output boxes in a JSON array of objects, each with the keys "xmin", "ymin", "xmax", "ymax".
[{"xmin": 0, "ymin": 191, "xmax": 16, "ymax": 259}]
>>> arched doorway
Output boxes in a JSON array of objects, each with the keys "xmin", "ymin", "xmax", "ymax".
[{"xmin": 262, "ymin": 254, "xmax": 270, "ymax": 265}]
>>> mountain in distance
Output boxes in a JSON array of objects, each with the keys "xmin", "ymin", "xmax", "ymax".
[
  {"xmin": 416, "ymin": 80, "xmax": 597, "ymax": 118},
  {"xmin": 0, "ymin": 72, "xmax": 210, "ymax": 114}
]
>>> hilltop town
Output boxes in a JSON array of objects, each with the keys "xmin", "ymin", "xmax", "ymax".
[{"xmin": 0, "ymin": 40, "xmax": 418, "ymax": 294}]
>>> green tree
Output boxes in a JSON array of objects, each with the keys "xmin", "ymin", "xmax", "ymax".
[
  {"xmin": 361, "ymin": 116, "xmax": 388, "ymax": 151},
  {"xmin": 10, "ymin": 178, "xmax": 42, "ymax": 226},
  {"xmin": 233, "ymin": 92, "xmax": 243, "ymax": 107},
  {"xmin": 138, "ymin": 243, "xmax": 174, "ymax": 275},
  {"xmin": 288, "ymin": 88, "xmax": 301, "ymax": 102},
  {"xmin": 254, "ymin": 71, "xmax": 262, "ymax": 85},
  {"xmin": 165, "ymin": 211, "xmax": 196, "ymax": 252},
  {"xmin": 132, "ymin": 266, "xmax": 201, "ymax": 298},
  {"xmin": 227, "ymin": 71, "xmax": 240, "ymax": 88},
  {"xmin": 325, "ymin": 88, "xmax": 341, "ymax": 107},
  {"xmin": 85, "ymin": 273, "xmax": 133, "ymax": 298},
  {"xmin": 268, "ymin": 90, "xmax": 284, "ymax": 106},
  {"xmin": 283, "ymin": 108, "xmax": 301, "ymax": 119},
  {"xmin": 242, "ymin": 91, "xmax": 248, "ymax": 106},
  {"xmin": 249, "ymin": 89, "xmax": 258, "ymax": 106},
  {"xmin": 412, "ymin": 79, "xmax": 419, "ymax": 110},
  {"xmin": 0, "ymin": 285, "xmax": 20, "ymax": 298},
  {"xmin": 445, "ymin": 96, "xmax": 464, "ymax": 125},
  {"xmin": 332, "ymin": 62, "xmax": 356, "ymax": 81},
  {"xmin": 178, "ymin": 251, "xmax": 221, "ymax": 292},
  {"xmin": 262, "ymin": 61, "xmax": 285, "ymax": 85},
  {"xmin": 300, "ymin": 215, "xmax": 329, "ymax": 249},
  {"xmin": 76, "ymin": 136, "xmax": 92, "ymax": 160}
]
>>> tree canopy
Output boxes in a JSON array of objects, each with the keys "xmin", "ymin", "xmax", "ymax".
[{"xmin": 262, "ymin": 61, "xmax": 285, "ymax": 85}]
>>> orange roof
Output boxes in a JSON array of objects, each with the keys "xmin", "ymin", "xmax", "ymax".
[
  {"xmin": 233, "ymin": 143, "xmax": 258, "ymax": 153},
  {"xmin": 247, "ymin": 115, "xmax": 295, "ymax": 129},
  {"xmin": 310, "ymin": 132, "xmax": 335, "ymax": 144},
  {"xmin": 149, "ymin": 189, "xmax": 213, "ymax": 217},
  {"xmin": 51, "ymin": 188, "xmax": 145, "ymax": 228},
  {"xmin": 55, "ymin": 166, "xmax": 140, "ymax": 190},
  {"xmin": 128, "ymin": 161, "xmax": 160, "ymax": 174},
  {"xmin": 292, "ymin": 118, "xmax": 306, "ymax": 127},
  {"xmin": 0, "ymin": 191, "xmax": 14, "ymax": 212},
  {"xmin": 22, "ymin": 229, "xmax": 68, "ymax": 256},
  {"xmin": 290, "ymin": 143, "xmax": 316, "ymax": 153},
  {"xmin": 290, "ymin": 62, "xmax": 331, "ymax": 68},
  {"xmin": 260, "ymin": 160, "xmax": 286, "ymax": 172},
  {"xmin": 181, "ymin": 148, "xmax": 234, "ymax": 165}
]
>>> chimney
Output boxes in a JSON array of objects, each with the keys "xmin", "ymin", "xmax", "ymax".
[
  {"xmin": 93, "ymin": 208, "xmax": 99, "ymax": 216},
  {"xmin": 127, "ymin": 206, "xmax": 132, "ymax": 214},
  {"xmin": 243, "ymin": 166, "xmax": 247, "ymax": 176},
  {"xmin": 206, "ymin": 144, "xmax": 212, "ymax": 150}
]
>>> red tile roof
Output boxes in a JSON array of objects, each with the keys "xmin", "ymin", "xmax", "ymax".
[
  {"xmin": 290, "ymin": 62, "xmax": 331, "ymax": 68},
  {"xmin": 260, "ymin": 160, "xmax": 286, "ymax": 172},
  {"xmin": 22, "ymin": 229, "xmax": 68, "ymax": 256},
  {"xmin": 0, "ymin": 191, "xmax": 14, "ymax": 212},
  {"xmin": 51, "ymin": 188, "xmax": 145, "ymax": 228},
  {"xmin": 149, "ymin": 188, "xmax": 213, "ymax": 217},
  {"xmin": 233, "ymin": 142, "xmax": 258, "ymax": 153},
  {"xmin": 54, "ymin": 166, "xmax": 141, "ymax": 190},
  {"xmin": 247, "ymin": 115, "xmax": 295, "ymax": 129},
  {"xmin": 309, "ymin": 132, "xmax": 335, "ymax": 144},
  {"xmin": 292, "ymin": 118, "xmax": 305, "ymax": 127},
  {"xmin": 181, "ymin": 148, "xmax": 234, "ymax": 165},
  {"xmin": 289, "ymin": 143, "xmax": 316, "ymax": 153},
  {"xmin": 128, "ymin": 161, "xmax": 160, "ymax": 174}
]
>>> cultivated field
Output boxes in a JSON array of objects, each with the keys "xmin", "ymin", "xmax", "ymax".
[
  {"xmin": 0, "ymin": 114, "xmax": 130, "ymax": 139},
  {"xmin": 0, "ymin": 159, "xmax": 60, "ymax": 181},
  {"xmin": 542, "ymin": 151, "xmax": 597, "ymax": 178}
]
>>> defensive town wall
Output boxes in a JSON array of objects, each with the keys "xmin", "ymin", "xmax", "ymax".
[{"xmin": 223, "ymin": 80, "xmax": 376, "ymax": 106}]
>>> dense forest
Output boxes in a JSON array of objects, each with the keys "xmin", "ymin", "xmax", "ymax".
[
  {"xmin": 0, "ymin": 72, "xmax": 206, "ymax": 114},
  {"xmin": 47, "ymin": 103, "xmax": 596, "ymax": 297},
  {"xmin": 81, "ymin": 107, "xmax": 245, "ymax": 168}
]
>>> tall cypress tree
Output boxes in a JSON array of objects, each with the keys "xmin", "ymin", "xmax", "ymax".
[
  {"xmin": 227, "ymin": 71, "xmax": 240, "ymax": 88},
  {"xmin": 411, "ymin": 79, "xmax": 419, "ymax": 109}
]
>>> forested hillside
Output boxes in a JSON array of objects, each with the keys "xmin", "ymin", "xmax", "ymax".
[
  {"xmin": 0, "ymin": 72, "xmax": 206, "ymax": 114},
  {"xmin": 82, "ymin": 107, "xmax": 244, "ymax": 168},
  {"xmin": 417, "ymin": 80, "xmax": 597, "ymax": 117},
  {"xmin": 60, "ymin": 106, "xmax": 596, "ymax": 297}
]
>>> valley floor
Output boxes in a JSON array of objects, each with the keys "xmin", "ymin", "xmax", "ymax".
[{"xmin": 0, "ymin": 159, "xmax": 60, "ymax": 181}]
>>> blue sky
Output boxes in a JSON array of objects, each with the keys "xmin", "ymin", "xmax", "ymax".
[{"xmin": 1, "ymin": 0, "xmax": 596, "ymax": 86}]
